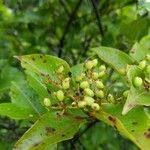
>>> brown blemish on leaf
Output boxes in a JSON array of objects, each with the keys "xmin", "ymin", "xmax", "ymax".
[
  {"xmin": 68, "ymin": 72, "xmax": 72, "ymax": 77},
  {"xmin": 45, "ymin": 127, "xmax": 56, "ymax": 134},
  {"xmin": 33, "ymin": 142, "xmax": 41, "ymax": 147},
  {"xmin": 144, "ymin": 132, "xmax": 150, "ymax": 139},
  {"xmin": 31, "ymin": 57, "xmax": 35, "ymax": 61},
  {"xmin": 132, "ymin": 121, "xmax": 138, "ymax": 125},
  {"xmin": 148, "ymin": 128, "xmax": 150, "ymax": 131},
  {"xmin": 108, "ymin": 116, "xmax": 116, "ymax": 124},
  {"xmin": 40, "ymin": 55, "xmax": 43, "ymax": 59}
]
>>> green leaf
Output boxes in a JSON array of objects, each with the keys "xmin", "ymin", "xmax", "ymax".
[
  {"xmin": 14, "ymin": 111, "xmax": 85, "ymax": 150},
  {"xmin": 15, "ymin": 54, "xmax": 71, "ymax": 103},
  {"xmin": 0, "ymin": 59, "xmax": 24, "ymax": 92},
  {"xmin": 71, "ymin": 63, "xmax": 84, "ymax": 79},
  {"xmin": 122, "ymin": 66, "xmax": 150, "ymax": 115},
  {"xmin": 93, "ymin": 104, "xmax": 150, "ymax": 150},
  {"xmin": 0, "ymin": 103, "xmax": 35, "ymax": 119},
  {"xmin": 93, "ymin": 46, "xmax": 134, "ymax": 73},
  {"xmin": 15, "ymin": 54, "xmax": 70, "ymax": 82},
  {"xmin": 10, "ymin": 82, "xmax": 44, "ymax": 118},
  {"xmin": 130, "ymin": 35, "xmax": 150, "ymax": 62},
  {"xmin": 25, "ymin": 71, "xmax": 58, "ymax": 105}
]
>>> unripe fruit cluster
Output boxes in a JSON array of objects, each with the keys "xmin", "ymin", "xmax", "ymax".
[{"xmin": 46, "ymin": 58, "xmax": 115, "ymax": 112}]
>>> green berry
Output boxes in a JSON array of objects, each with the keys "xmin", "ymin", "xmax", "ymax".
[
  {"xmin": 139, "ymin": 60, "xmax": 146, "ymax": 70},
  {"xmin": 83, "ymin": 96, "xmax": 95, "ymax": 106},
  {"xmin": 43, "ymin": 98, "xmax": 51, "ymax": 107},
  {"xmin": 92, "ymin": 72, "xmax": 99, "ymax": 80},
  {"xmin": 57, "ymin": 65, "xmax": 64, "ymax": 73},
  {"xmin": 56, "ymin": 90, "xmax": 64, "ymax": 101},
  {"xmin": 78, "ymin": 101, "xmax": 87, "ymax": 108},
  {"xmin": 123, "ymin": 90, "xmax": 129, "ymax": 97},
  {"xmin": 75, "ymin": 73, "xmax": 85, "ymax": 82},
  {"xmin": 80, "ymin": 81, "xmax": 89, "ymax": 89},
  {"xmin": 99, "ymin": 65, "xmax": 106, "ymax": 71},
  {"xmin": 133, "ymin": 77, "xmax": 143, "ymax": 87},
  {"xmin": 98, "ymin": 71, "xmax": 106, "ymax": 78},
  {"xmin": 92, "ymin": 59, "xmax": 98, "ymax": 67},
  {"xmin": 85, "ymin": 60, "xmax": 94, "ymax": 70},
  {"xmin": 118, "ymin": 68, "xmax": 126, "ymax": 75},
  {"xmin": 96, "ymin": 80, "xmax": 104, "ymax": 89},
  {"xmin": 95, "ymin": 90, "xmax": 104, "ymax": 98},
  {"xmin": 62, "ymin": 78, "xmax": 70, "ymax": 90},
  {"xmin": 107, "ymin": 94, "xmax": 115, "ymax": 103},
  {"xmin": 146, "ymin": 65, "xmax": 150, "ymax": 74},
  {"xmin": 84, "ymin": 88, "xmax": 94, "ymax": 97},
  {"xmin": 91, "ymin": 103, "xmax": 100, "ymax": 111},
  {"xmin": 146, "ymin": 54, "xmax": 150, "ymax": 61}
]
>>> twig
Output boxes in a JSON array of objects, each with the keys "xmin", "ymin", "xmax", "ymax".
[
  {"xmin": 90, "ymin": 0, "xmax": 104, "ymax": 36},
  {"xmin": 58, "ymin": 0, "xmax": 83, "ymax": 57},
  {"xmin": 81, "ymin": 36, "xmax": 93, "ymax": 57}
]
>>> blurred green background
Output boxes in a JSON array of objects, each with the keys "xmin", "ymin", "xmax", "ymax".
[{"xmin": 0, "ymin": 0, "xmax": 150, "ymax": 149}]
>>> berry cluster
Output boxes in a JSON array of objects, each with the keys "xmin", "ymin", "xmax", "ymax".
[
  {"xmin": 123, "ymin": 54, "xmax": 150, "ymax": 98},
  {"xmin": 133, "ymin": 54, "xmax": 150, "ymax": 88},
  {"xmin": 44, "ymin": 58, "xmax": 111, "ymax": 112},
  {"xmin": 43, "ymin": 54, "xmax": 150, "ymax": 112}
]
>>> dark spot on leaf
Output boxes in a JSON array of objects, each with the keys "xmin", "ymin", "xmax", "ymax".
[
  {"xmin": 74, "ymin": 116, "xmax": 84, "ymax": 121},
  {"xmin": 33, "ymin": 142, "xmax": 41, "ymax": 147},
  {"xmin": 132, "ymin": 121, "xmax": 138, "ymax": 125},
  {"xmin": 148, "ymin": 128, "xmax": 150, "ymax": 131},
  {"xmin": 62, "ymin": 134, "xmax": 65, "ymax": 137},
  {"xmin": 45, "ymin": 127, "xmax": 56, "ymax": 135},
  {"xmin": 47, "ymin": 89, "xmax": 51, "ymax": 94},
  {"xmin": 31, "ymin": 57, "xmax": 35, "ymax": 61},
  {"xmin": 68, "ymin": 72, "xmax": 72, "ymax": 77},
  {"xmin": 144, "ymin": 132, "xmax": 150, "ymax": 139},
  {"xmin": 40, "ymin": 55, "xmax": 43, "ymax": 59},
  {"xmin": 131, "ymin": 129, "xmax": 135, "ymax": 132},
  {"xmin": 114, "ymin": 125, "xmax": 117, "ymax": 130},
  {"xmin": 108, "ymin": 116, "xmax": 116, "ymax": 124},
  {"xmin": 43, "ymin": 60, "xmax": 47, "ymax": 63}
]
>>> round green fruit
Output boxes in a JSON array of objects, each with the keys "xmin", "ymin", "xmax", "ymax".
[
  {"xmin": 96, "ymin": 80, "xmax": 104, "ymax": 89},
  {"xmin": 133, "ymin": 77, "xmax": 143, "ymax": 87},
  {"xmin": 85, "ymin": 60, "xmax": 94, "ymax": 70},
  {"xmin": 83, "ymin": 96, "xmax": 95, "ymax": 106},
  {"xmin": 92, "ymin": 59, "xmax": 98, "ymax": 67},
  {"xmin": 80, "ymin": 81, "xmax": 89, "ymax": 89},
  {"xmin": 99, "ymin": 65, "xmax": 106, "ymax": 71},
  {"xmin": 92, "ymin": 72, "xmax": 99, "ymax": 80},
  {"xmin": 56, "ymin": 90, "xmax": 64, "ymax": 101},
  {"xmin": 139, "ymin": 60, "xmax": 146, "ymax": 70},
  {"xmin": 43, "ymin": 98, "xmax": 51, "ymax": 107},
  {"xmin": 146, "ymin": 65, "xmax": 150, "ymax": 74},
  {"xmin": 78, "ymin": 101, "xmax": 87, "ymax": 108},
  {"xmin": 123, "ymin": 90, "xmax": 129, "ymax": 97},
  {"xmin": 95, "ymin": 90, "xmax": 104, "ymax": 98},
  {"xmin": 84, "ymin": 88, "xmax": 94, "ymax": 97},
  {"xmin": 91, "ymin": 103, "xmax": 100, "ymax": 111}
]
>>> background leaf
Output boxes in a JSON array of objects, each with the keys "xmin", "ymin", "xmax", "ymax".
[{"xmin": 14, "ymin": 111, "xmax": 85, "ymax": 150}]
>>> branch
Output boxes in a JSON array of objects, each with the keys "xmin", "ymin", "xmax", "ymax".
[
  {"xmin": 81, "ymin": 36, "xmax": 93, "ymax": 57},
  {"xmin": 90, "ymin": 0, "xmax": 104, "ymax": 36},
  {"xmin": 58, "ymin": 0, "xmax": 83, "ymax": 57}
]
